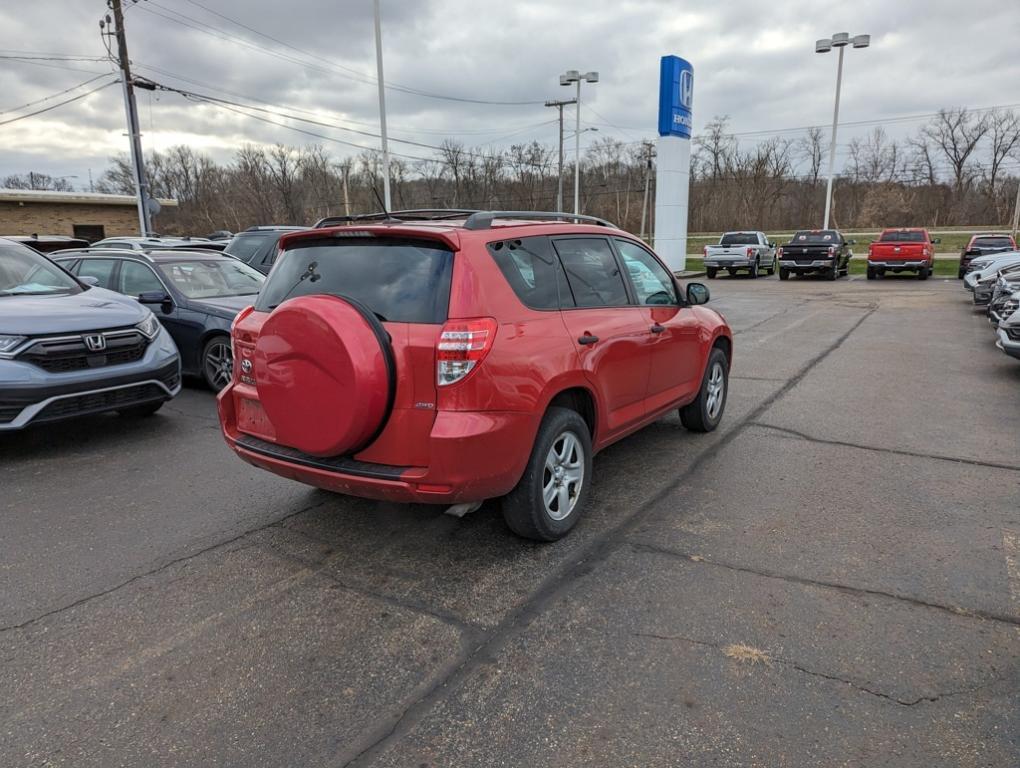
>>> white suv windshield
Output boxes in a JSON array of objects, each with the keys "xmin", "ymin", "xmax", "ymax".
[{"xmin": 0, "ymin": 243, "xmax": 81, "ymax": 296}]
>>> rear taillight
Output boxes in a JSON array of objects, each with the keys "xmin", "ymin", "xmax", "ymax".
[
  {"xmin": 437, "ymin": 317, "xmax": 497, "ymax": 386},
  {"xmin": 703, "ymin": 246, "xmax": 708, "ymax": 257},
  {"xmin": 777, "ymin": 247, "xmax": 783, "ymax": 257},
  {"xmin": 746, "ymin": 247, "xmax": 755, "ymax": 257},
  {"xmin": 828, "ymin": 246, "xmax": 836, "ymax": 255}
]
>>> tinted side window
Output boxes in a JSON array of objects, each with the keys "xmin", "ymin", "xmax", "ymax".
[
  {"xmin": 76, "ymin": 259, "xmax": 118, "ymax": 289},
  {"xmin": 553, "ymin": 238, "xmax": 629, "ymax": 308},
  {"xmin": 261, "ymin": 235, "xmax": 283, "ymax": 267},
  {"xmin": 614, "ymin": 239, "xmax": 677, "ymax": 305},
  {"xmin": 120, "ymin": 261, "xmax": 164, "ymax": 295},
  {"xmin": 487, "ymin": 236, "xmax": 573, "ymax": 310}
]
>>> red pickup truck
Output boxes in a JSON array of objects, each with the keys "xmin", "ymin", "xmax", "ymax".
[{"xmin": 867, "ymin": 228, "xmax": 939, "ymax": 280}]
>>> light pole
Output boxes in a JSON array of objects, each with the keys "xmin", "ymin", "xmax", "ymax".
[
  {"xmin": 545, "ymin": 98, "xmax": 576, "ymax": 212},
  {"xmin": 560, "ymin": 69, "xmax": 599, "ymax": 215},
  {"xmin": 373, "ymin": 0, "xmax": 391, "ymax": 211},
  {"xmin": 816, "ymin": 32, "xmax": 869, "ymax": 229}
]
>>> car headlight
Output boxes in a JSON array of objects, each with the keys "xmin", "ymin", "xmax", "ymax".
[
  {"xmin": 0, "ymin": 334, "xmax": 27, "ymax": 355},
  {"xmin": 135, "ymin": 312, "xmax": 161, "ymax": 339}
]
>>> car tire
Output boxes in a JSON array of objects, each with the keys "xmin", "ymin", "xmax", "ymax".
[
  {"xmin": 201, "ymin": 335, "xmax": 233, "ymax": 392},
  {"xmin": 766, "ymin": 258, "xmax": 776, "ymax": 276},
  {"xmin": 779, "ymin": 268, "xmax": 789, "ymax": 281},
  {"xmin": 749, "ymin": 259, "xmax": 759, "ymax": 278},
  {"xmin": 828, "ymin": 264, "xmax": 838, "ymax": 280},
  {"xmin": 866, "ymin": 266, "xmax": 876, "ymax": 280},
  {"xmin": 957, "ymin": 267, "xmax": 965, "ymax": 279},
  {"xmin": 118, "ymin": 401, "xmax": 164, "ymax": 418},
  {"xmin": 502, "ymin": 406, "xmax": 593, "ymax": 542},
  {"xmin": 706, "ymin": 268, "xmax": 717, "ymax": 279},
  {"xmin": 680, "ymin": 346, "xmax": 729, "ymax": 433},
  {"xmin": 918, "ymin": 267, "xmax": 930, "ymax": 280}
]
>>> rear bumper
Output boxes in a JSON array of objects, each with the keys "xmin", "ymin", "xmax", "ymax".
[
  {"xmin": 868, "ymin": 260, "xmax": 927, "ymax": 270},
  {"xmin": 704, "ymin": 258, "xmax": 755, "ymax": 268},
  {"xmin": 779, "ymin": 259, "xmax": 834, "ymax": 272},
  {"xmin": 218, "ymin": 389, "xmax": 537, "ymax": 503}
]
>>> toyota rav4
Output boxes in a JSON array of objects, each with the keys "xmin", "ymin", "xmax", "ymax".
[{"xmin": 217, "ymin": 211, "xmax": 733, "ymax": 541}]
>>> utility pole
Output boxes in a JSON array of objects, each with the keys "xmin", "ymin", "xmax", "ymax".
[
  {"xmin": 639, "ymin": 141, "xmax": 655, "ymax": 241},
  {"xmin": 104, "ymin": 0, "xmax": 151, "ymax": 236},
  {"xmin": 545, "ymin": 98, "xmax": 576, "ymax": 211},
  {"xmin": 372, "ymin": 0, "xmax": 391, "ymax": 211},
  {"xmin": 1011, "ymin": 178, "xmax": 1020, "ymax": 241}
]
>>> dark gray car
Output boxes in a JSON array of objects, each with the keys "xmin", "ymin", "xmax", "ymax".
[{"xmin": 0, "ymin": 239, "xmax": 180, "ymax": 430}]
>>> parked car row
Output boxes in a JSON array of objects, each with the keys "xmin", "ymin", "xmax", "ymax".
[{"xmin": 961, "ymin": 248, "xmax": 1020, "ymax": 363}]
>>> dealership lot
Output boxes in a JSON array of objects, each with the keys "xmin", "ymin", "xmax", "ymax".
[{"xmin": 3, "ymin": 276, "xmax": 1019, "ymax": 766}]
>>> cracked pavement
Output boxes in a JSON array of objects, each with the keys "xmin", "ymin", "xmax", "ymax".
[{"xmin": 2, "ymin": 275, "xmax": 1018, "ymax": 766}]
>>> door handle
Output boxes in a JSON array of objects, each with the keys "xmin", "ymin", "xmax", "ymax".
[
  {"xmin": 577, "ymin": 334, "xmax": 599, "ymax": 345},
  {"xmin": 650, "ymin": 323, "xmax": 665, "ymax": 334}
]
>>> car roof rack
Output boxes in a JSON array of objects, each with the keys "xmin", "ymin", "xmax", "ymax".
[
  {"xmin": 462, "ymin": 211, "xmax": 616, "ymax": 230},
  {"xmin": 313, "ymin": 209, "xmax": 480, "ymax": 228}
]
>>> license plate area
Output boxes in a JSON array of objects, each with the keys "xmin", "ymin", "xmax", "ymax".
[{"xmin": 238, "ymin": 396, "xmax": 275, "ymax": 439}]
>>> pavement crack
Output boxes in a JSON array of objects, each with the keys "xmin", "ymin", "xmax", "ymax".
[
  {"xmin": 633, "ymin": 631, "xmax": 1004, "ymax": 706},
  {"xmin": 750, "ymin": 422, "xmax": 1020, "ymax": 473},
  {"xmin": 338, "ymin": 305, "xmax": 878, "ymax": 767},
  {"xmin": 0, "ymin": 500, "xmax": 328, "ymax": 634},
  {"xmin": 628, "ymin": 541, "xmax": 1020, "ymax": 628}
]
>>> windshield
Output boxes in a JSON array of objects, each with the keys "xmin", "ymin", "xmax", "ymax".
[
  {"xmin": 0, "ymin": 242, "xmax": 82, "ymax": 296},
  {"xmin": 720, "ymin": 233, "xmax": 759, "ymax": 245},
  {"xmin": 792, "ymin": 230, "xmax": 840, "ymax": 243},
  {"xmin": 255, "ymin": 238, "xmax": 454, "ymax": 323},
  {"xmin": 973, "ymin": 236, "xmax": 1014, "ymax": 249},
  {"xmin": 159, "ymin": 259, "xmax": 264, "ymax": 299},
  {"xmin": 879, "ymin": 231, "xmax": 925, "ymax": 242}
]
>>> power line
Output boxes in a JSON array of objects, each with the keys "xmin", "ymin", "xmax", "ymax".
[
  {"xmin": 0, "ymin": 73, "xmax": 112, "ymax": 115},
  {"xmin": 0, "ymin": 80, "xmax": 119, "ymax": 127},
  {"xmin": 140, "ymin": 0, "xmax": 545, "ymax": 106}
]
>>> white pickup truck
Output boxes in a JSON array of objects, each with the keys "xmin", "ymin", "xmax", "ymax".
[{"xmin": 703, "ymin": 231, "xmax": 778, "ymax": 278}]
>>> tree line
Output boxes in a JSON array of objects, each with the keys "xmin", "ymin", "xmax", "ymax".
[{"xmin": 28, "ymin": 106, "xmax": 1020, "ymax": 235}]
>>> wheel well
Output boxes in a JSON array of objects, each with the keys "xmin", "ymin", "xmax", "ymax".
[
  {"xmin": 548, "ymin": 387, "xmax": 597, "ymax": 442},
  {"xmin": 713, "ymin": 335, "xmax": 732, "ymax": 365}
]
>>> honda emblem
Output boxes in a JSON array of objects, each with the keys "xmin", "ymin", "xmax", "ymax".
[{"xmin": 83, "ymin": 334, "xmax": 106, "ymax": 352}]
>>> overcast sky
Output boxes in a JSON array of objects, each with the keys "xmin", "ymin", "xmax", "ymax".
[{"xmin": 1, "ymin": 0, "xmax": 1018, "ymax": 187}]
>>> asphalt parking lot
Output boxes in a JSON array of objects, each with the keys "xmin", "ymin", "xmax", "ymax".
[{"xmin": 3, "ymin": 274, "xmax": 1019, "ymax": 767}]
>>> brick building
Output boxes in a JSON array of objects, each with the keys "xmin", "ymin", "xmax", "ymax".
[{"xmin": 0, "ymin": 188, "xmax": 178, "ymax": 242}]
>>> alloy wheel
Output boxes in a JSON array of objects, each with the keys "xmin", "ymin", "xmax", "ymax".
[
  {"xmin": 204, "ymin": 339, "xmax": 233, "ymax": 391},
  {"xmin": 706, "ymin": 361, "xmax": 725, "ymax": 420},
  {"xmin": 542, "ymin": 431, "xmax": 585, "ymax": 521}
]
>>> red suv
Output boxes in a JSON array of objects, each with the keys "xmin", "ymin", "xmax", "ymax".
[{"xmin": 217, "ymin": 211, "xmax": 732, "ymax": 540}]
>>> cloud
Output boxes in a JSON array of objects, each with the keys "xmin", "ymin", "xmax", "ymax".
[{"xmin": 1, "ymin": 0, "xmax": 1017, "ymax": 183}]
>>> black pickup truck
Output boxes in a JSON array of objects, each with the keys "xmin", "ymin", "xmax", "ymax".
[{"xmin": 777, "ymin": 229, "xmax": 854, "ymax": 280}]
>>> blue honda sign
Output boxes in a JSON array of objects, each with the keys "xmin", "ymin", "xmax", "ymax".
[{"xmin": 658, "ymin": 55, "xmax": 693, "ymax": 139}]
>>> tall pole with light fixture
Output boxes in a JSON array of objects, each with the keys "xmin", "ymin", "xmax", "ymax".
[
  {"xmin": 560, "ymin": 70, "xmax": 598, "ymax": 214},
  {"xmin": 373, "ymin": 0, "xmax": 391, "ymax": 211},
  {"xmin": 816, "ymin": 32, "xmax": 869, "ymax": 230}
]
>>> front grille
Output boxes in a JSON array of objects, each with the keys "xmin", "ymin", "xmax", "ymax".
[
  {"xmin": 32, "ymin": 383, "xmax": 166, "ymax": 423},
  {"xmin": 17, "ymin": 330, "xmax": 148, "ymax": 373}
]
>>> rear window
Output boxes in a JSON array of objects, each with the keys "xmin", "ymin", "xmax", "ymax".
[
  {"xmin": 224, "ymin": 232, "xmax": 275, "ymax": 263},
  {"xmin": 720, "ymin": 233, "xmax": 759, "ymax": 245},
  {"xmin": 973, "ymin": 237, "xmax": 1014, "ymax": 249},
  {"xmin": 487, "ymin": 236, "xmax": 573, "ymax": 310},
  {"xmin": 879, "ymin": 231, "xmax": 925, "ymax": 242},
  {"xmin": 793, "ymin": 230, "xmax": 840, "ymax": 243},
  {"xmin": 255, "ymin": 238, "xmax": 453, "ymax": 323}
]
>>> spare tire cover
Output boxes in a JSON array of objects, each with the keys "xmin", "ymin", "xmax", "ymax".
[{"xmin": 253, "ymin": 294, "xmax": 394, "ymax": 457}]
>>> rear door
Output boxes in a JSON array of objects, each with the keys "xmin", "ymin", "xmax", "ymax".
[
  {"xmin": 552, "ymin": 236, "xmax": 651, "ymax": 434},
  {"xmin": 613, "ymin": 238, "xmax": 703, "ymax": 410}
]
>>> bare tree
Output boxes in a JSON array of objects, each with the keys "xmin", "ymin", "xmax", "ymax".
[
  {"xmin": 921, "ymin": 108, "xmax": 989, "ymax": 194},
  {"xmin": 981, "ymin": 109, "xmax": 1020, "ymax": 219},
  {"xmin": 3, "ymin": 172, "xmax": 75, "ymax": 191}
]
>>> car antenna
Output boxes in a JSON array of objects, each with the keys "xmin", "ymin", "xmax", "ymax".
[{"xmin": 371, "ymin": 186, "xmax": 397, "ymax": 223}]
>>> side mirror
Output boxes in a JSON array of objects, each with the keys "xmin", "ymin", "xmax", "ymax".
[
  {"xmin": 686, "ymin": 282, "xmax": 710, "ymax": 305},
  {"xmin": 79, "ymin": 275, "xmax": 99, "ymax": 286},
  {"xmin": 932, "ymin": 237, "xmax": 941, "ymax": 245}
]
